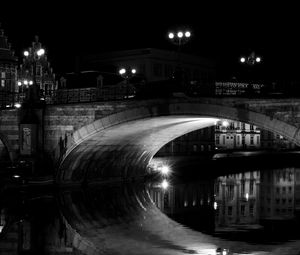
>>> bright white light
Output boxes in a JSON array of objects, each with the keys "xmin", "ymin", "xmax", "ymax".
[
  {"xmin": 6, "ymin": 105, "xmax": 10, "ymax": 108},
  {"xmin": 14, "ymin": 103, "xmax": 21, "ymax": 108},
  {"xmin": 256, "ymin": 57, "xmax": 261, "ymax": 62},
  {"xmin": 161, "ymin": 179, "xmax": 169, "ymax": 189},
  {"xmin": 37, "ymin": 48, "xmax": 45, "ymax": 56},
  {"xmin": 240, "ymin": 57, "xmax": 246, "ymax": 63},
  {"xmin": 131, "ymin": 69, "xmax": 136, "ymax": 74},
  {"xmin": 0, "ymin": 226, "xmax": 3, "ymax": 233},
  {"xmin": 119, "ymin": 68, "xmax": 126, "ymax": 75},
  {"xmin": 185, "ymin": 31, "xmax": 191, "ymax": 37},
  {"xmin": 177, "ymin": 31, "xmax": 183, "ymax": 38},
  {"xmin": 17, "ymin": 81, "xmax": 22, "ymax": 86},
  {"xmin": 29, "ymin": 81, "xmax": 33, "ymax": 85},
  {"xmin": 23, "ymin": 80, "xmax": 28, "ymax": 85},
  {"xmin": 13, "ymin": 174, "xmax": 20, "ymax": 178},
  {"xmin": 168, "ymin": 32, "xmax": 174, "ymax": 39},
  {"xmin": 23, "ymin": 51, "xmax": 29, "ymax": 57},
  {"xmin": 214, "ymin": 201, "xmax": 218, "ymax": 210},
  {"xmin": 222, "ymin": 120, "xmax": 229, "ymax": 127},
  {"xmin": 245, "ymin": 193, "xmax": 249, "ymax": 201},
  {"xmin": 160, "ymin": 165, "xmax": 170, "ymax": 175}
]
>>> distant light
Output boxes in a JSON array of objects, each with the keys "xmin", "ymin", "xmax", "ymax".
[
  {"xmin": 245, "ymin": 193, "xmax": 249, "ymax": 201},
  {"xmin": 23, "ymin": 51, "xmax": 29, "ymax": 57},
  {"xmin": 161, "ymin": 179, "xmax": 169, "ymax": 190},
  {"xmin": 37, "ymin": 48, "xmax": 45, "ymax": 56},
  {"xmin": 14, "ymin": 103, "xmax": 21, "ymax": 108},
  {"xmin": 119, "ymin": 68, "xmax": 126, "ymax": 75},
  {"xmin": 13, "ymin": 174, "xmax": 20, "ymax": 178},
  {"xmin": 40, "ymin": 97, "xmax": 45, "ymax": 101},
  {"xmin": 177, "ymin": 31, "xmax": 183, "ymax": 38},
  {"xmin": 29, "ymin": 80, "xmax": 33, "ymax": 85},
  {"xmin": 185, "ymin": 31, "xmax": 191, "ymax": 37},
  {"xmin": 17, "ymin": 81, "xmax": 22, "ymax": 86},
  {"xmin": 240, "ymin": 57, "xmax": 246, "ymax": 63},
  {"xmin": 6, "ymin": 105, "xmax": 10, "ymax": 108},
  {"xmin": 131, "ymin": 69, "xmax": 136, "ymax": 74},
  {"xmin": 222, "ymin": 120, "xmax": 229, "ymax": 127},
  {"xmin": 0, "ymin": 226, "xmax": 3, "ymax": 233},
  {"xmin": 256, "ymin": 57, "xmax": 261, "ymax": 62},
  {"xmin": 168, "ymin": 32, "xmax": 174, "ymax": 39},
  {"xmin": 23, "ymin": 80, "xmax": 28, "ymax": 85},
  {"xmin": 214, "ymin": 201, "xmax": 218, "ymax": 210},
  {"xmin": 160, "ymin": 165, "xmax": 170, "ymax": 175}
]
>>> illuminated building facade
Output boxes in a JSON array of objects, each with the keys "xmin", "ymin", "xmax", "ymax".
[{"xmin": 215, "ymin": 120, "xmax": 261, "ymax": 150}]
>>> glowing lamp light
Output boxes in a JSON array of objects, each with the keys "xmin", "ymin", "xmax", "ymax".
[
  {"xmin": 23, "ymin": 80, "xmax": 28, "ymax": 85},
  {"xmin": 214, "ymin": 201, "xmax": 218, "ymax": 210},
  {"xmin": 119, "ymin": 68, "xmax": 126, "ymax": 75},
  {"xmin": 14, "ymin": 103, "xmax": 21, "ymax": 108},
  {"xmin": 240, "ymin": 57, "xmax": 246, "ymax": 63},
  {"xmin": 131, "ymin": 69, "xmax": 136, "ymax": 74},
  {"xmin": 245, "ymin": 193, "xmax": 249, "ymax": 201},
  {"xmin": 256, "ymin": 57, "xmax": 261, "ymax": 62},
  {"xmin": 160, "ymin": 165, "xmax": 170, "ymax": 175},
  {"xmin": 29, "ymin": 81, "xmax": 33, "ymax": 85},
  {"xmin": 37, "ymin": 48, "xmax": 45, "ymax": 56},
  {"xmin": 185, "ymin": 31, "xmax": 191, "ymax": 37},
  {"xmin": 161, "ymin": 179, "xmax": 169, "ymax": 190},
  {"xmin": 177, "ymin": 31, "xmax": 183, "ymax": 38},
  {"xmin": 13, "ymin": 174, "xmax": 20, "ymax": 178},
  {"xmin": 222, "ymin": 120, "xmax": 229, "ymax": 127},
  {"xmin": 23, "ymin": 51, "xmax": 29, "ymax": 57},
  {"xmin": 168, "ymin": 32, "xmax": 174, "ymax": 39},
  {"xmin": 17, "ymin": 81, "xmax": 22, "ymax": 86}
]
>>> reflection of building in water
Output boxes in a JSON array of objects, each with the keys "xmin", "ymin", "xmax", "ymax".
[
  {"xmin": 155, "ymin": 126, "xmax": 215, "ymax": 157},
  {"xmin": 149, "ymin": 180, "xmax": 214, "ymax": 216},
  {"xmin": 214, "ymin": 171, "xmax": 260, "ymax": 226},
  {"xmin": 260, "ymin": 168, "xmax": 300, "ymax": 220}
]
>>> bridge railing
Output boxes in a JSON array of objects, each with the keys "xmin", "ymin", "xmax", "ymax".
[{"xmin": 2, "ymin": 79, "xmax": 300, "ymax": 108}]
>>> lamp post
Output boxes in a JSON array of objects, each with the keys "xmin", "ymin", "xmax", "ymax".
[
  {"xmin": 167, "ymin": 29, "xmax": 191, "ymax": 92},
  {"xmin": 239, "ymin": 51, "xmax": 262, "ymax": 96},
  {"xmin": 119, "ymin": 67, "xmax": 137, "ymax": 98},
  {"xmin": 22, "ymin": 46, "xmax": 45, "ymax": 106}
]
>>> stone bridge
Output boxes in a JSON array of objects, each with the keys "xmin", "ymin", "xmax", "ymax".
[{"xmin": 1, "ymin": 96, "xmax": 300, "ymax": 183}]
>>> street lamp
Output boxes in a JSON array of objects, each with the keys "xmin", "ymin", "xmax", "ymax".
[
  {"xmin": 118, "ymin": 67, "xmax": 137, "ymax": 98},
  {"xmin": 240, "ymin": 51, "xmax": 262, "ymax": 66},
  {"xmin": 167, "ymin": 29, "xmax": 192, "ymax": 92},
  {"xmin": 22, "ymin": 44, "xmax": 45, "ymax": 105}
]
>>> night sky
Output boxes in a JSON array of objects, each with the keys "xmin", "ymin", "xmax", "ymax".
[{"xmin": 1, "ymin": 3, "xmax": 300, "ymax": 80}]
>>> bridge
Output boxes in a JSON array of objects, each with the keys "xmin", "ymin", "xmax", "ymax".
[{"xmin": 1, "ymin": 95, "xmax": 300, "ymax": 184}]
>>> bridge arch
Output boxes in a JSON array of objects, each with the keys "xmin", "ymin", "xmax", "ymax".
[{"xmin": 58, "ymin": 99, "xmax": 300, "ymax": 184}]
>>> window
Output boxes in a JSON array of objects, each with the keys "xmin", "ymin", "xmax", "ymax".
[
  {"xmin": 241, "ymin": 205, "xmax": 245, "ymax": 216},
  {"xmin": 250, "ymin": 136, "xmax": 254, "ymax": 145},
  {"xmin": 153, "ymin": 63, "xmax": 163, "ymax": 77},
  {"xmin": 193, "ymin": 144, "xmax": 198, "ymax": 152},
  {"xmin": 228, "ymin": 206, "xmax": 232, "ymax": 216},
  {"xmin": 237, "ymin": 136, "xmax": 240, "ymax": 145},
  {"xmin": 250, "ymin": 180, "xmax": 254, "ymax": 195},
  {"xmin": 249, "ymin": 204, "xmax": 254, "ymax": 216}
]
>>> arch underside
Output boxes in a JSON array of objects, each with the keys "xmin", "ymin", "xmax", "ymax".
[{"xmin": 59, "ymin": 101, "xmax": 300, "ymax": 183}]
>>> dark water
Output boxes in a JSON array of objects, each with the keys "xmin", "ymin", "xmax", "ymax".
[{"xmin": 2, "ymin": 154, "xmax": 300, "ymax": 254}]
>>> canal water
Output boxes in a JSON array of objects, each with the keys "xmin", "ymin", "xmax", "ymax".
[{"xmin": 1, "ymin": 153, "xmax": 300, "ymax": 254}]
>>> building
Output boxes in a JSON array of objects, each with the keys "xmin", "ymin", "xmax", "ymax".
[
  {"xmin": 18, "ymin": 36, "xmax": 57, "ymax": 103},
  {"xmin": 81, "ymin": 48, "xmax": 216, "ymax": 88},
  {"xmin": 215, "ymin": 120, "xmax": 261, "ymax": 150},
  {"xmin": 155, "ymin": 126, "xmax": 215, "ymax": 157},
  {"xmin": 0, "ymin": 25, "xmax": 18, "ymax": 108}
]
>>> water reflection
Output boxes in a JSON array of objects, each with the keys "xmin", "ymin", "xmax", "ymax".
[{"xmin": 2, "ymin": 167, "xmax": 300, "ymax": 254}]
